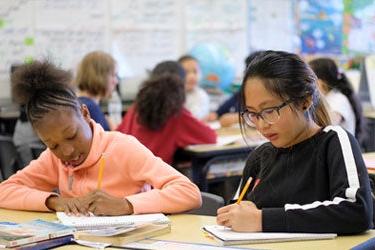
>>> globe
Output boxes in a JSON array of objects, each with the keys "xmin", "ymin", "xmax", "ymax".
[{"xmin": 189, "ymin": 43, "xmax": 235, "ymax": 91}]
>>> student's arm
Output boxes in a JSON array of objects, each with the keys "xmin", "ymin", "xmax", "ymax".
[
  {"xmin": 122, "ymin": 136, "xmax": 202, "ymax": 214},
  {"xmin": 219, "ymin": 113, "xmax": 239, "ymax": 127},
  {"xmin": 262, "ymin": 128, "xmax": 373, "ymax": 234},
  {"xmin": 0, "ymin": 150, "xmax": 59, "ymax": 211},
  {"xmin": 176, "ymin": 109, "xmax": 217, "ymax": 147},
  {"xmin": 216, "ymin": 92, "xmax": 240, "ymax": 117}
]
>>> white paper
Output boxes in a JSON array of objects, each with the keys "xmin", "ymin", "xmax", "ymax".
[
  {"xmin": 56, "ymin": 212, "xmax": 170, "ymax": 230},
  {"xmin": 204, "ymin": 225, "xmax": 337, "ymax": 243}
]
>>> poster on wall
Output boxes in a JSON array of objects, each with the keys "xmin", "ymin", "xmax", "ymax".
[
  {"xmin": 343, "ymin": 0, "xmax": 375, "ymax": 54},
  {"xmin": 299, "ymin": 0, "xmax": 343, "ymax": 54}
]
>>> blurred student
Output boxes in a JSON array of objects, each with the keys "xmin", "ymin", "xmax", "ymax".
[
  {"xmin": 217, "ymin": 51, "xmax": 372, "ymax": 234},
  {"xmin": 12, "ymin": 105, "xmax": 45, "ymax": 167},
  {"xmin": 208, "ymin": 52, "xmax": 262, "ymax": 127},
  {"xmin": 75, "ymin": 51, "xmax": 119, "ymax": 131},
  {"xmin": 11, "ymin": 64, "xmax": 45, "ymax": 167},
  {"xmin": 309, "ymin": 58, "xmax": 366, "ymax": 145},
  {"xmin": 178, "ymin": 55, "xmax": 210, "ymax": 120},
  {"xmin": 0, "ymin": 60, "xmax": 201, "ymax": 215},
  {"xmin": 117, "ymin": 61, "xmax": 216, "ymax": 164}
]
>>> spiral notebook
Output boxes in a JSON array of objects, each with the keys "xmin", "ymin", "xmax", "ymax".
[
  {"xmin": 56, "ymin": 212, "xmax": 170, "ymax": 230},
  {"xmin": 203, "ymin": 225, "xmax": 337, "ymax": 246}
]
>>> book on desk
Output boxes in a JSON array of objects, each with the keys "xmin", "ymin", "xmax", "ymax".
[
  {"xmin": 75, "ymin": 223, "xmax": 171, "ymax": 246},
  {"xmin": 0, "ymin": 219, "xmax": 74, "ymax": 249},
  {"xmin": 57, "ymin": 212, "xmax": 171, "ymax": 246}
]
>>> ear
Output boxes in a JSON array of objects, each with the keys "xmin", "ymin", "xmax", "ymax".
[
  {"xmin": 80, "ymin": 104, "xmax": 91, "ymax": 123},
  {"xmin": 301, "ymin": 95, "xmax": 313, "ymax": 111}
]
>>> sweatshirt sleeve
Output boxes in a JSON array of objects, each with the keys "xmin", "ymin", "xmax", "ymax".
[
  {"xmin": 262, "ymin": 127, "xmax": 373, "ymax": 234},
  {"xmin": 122, "ymin": 136, "xmax": 202, "ymax": 214},
  {"xmin": 176, "ymin": 109, "xmax": 217, "ymax": 147},
  {"xmin": 0, "ymin": 150, "xmax": 59, "ymax": 211}
]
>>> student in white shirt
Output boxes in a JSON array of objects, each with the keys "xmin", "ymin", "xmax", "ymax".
[
  {"xmin": 178, "ymin": 55, "xmax": 210, "ymax": 120},
  {"xmin": 309, "ymin": 58, "xmax": 366, "ymax": 145}
]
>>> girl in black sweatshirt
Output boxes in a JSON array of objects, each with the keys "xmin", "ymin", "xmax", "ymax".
[{"xmin": 216, "ymin": 51, "xmax": 373, "ymax": 234}]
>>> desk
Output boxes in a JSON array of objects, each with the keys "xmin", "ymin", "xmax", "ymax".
[
  {"xmin": 363, "ymin": 109, "xmax": 375, "ymax": 152},
  {"xmin": 0, "ymin": 209, "xmax": 373, "ymax": 250},
  {"xmin": 181, "ymin": 127, "xmax": 265, "ymax": 194}
]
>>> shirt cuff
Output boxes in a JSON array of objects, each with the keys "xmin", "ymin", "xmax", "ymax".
[{"xmin": 262, "ymin": 207, "xmax": 287, "ymax": 232}]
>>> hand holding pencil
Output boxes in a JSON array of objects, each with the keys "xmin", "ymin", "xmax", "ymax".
[
  {"xmin": 216, "ymin": 176, "xmax": 262, "ymax": 232},
  {"xmin": 236, "ymin": 177, "xmax": 252, "ymax": 204}
]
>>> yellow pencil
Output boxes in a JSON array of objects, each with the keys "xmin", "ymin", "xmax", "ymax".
[
  {"xmin": 236, "ymin": 177, "xmax": 252, "ymax": 204},
  {"xmin": 97, "ymin": 154, "xmax": 105, "ymax": 189}
]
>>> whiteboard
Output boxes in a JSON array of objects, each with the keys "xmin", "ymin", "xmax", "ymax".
[
  {"xmin": 249, "ymin": 0, "xmax": 296, "ymax": 52},
  {"xmin": 0, "ymin": 0, "xmax": 300, "ymax": 99}
]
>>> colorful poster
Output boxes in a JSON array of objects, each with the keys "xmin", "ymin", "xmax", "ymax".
[
  {"xmin": 299, "ymin": 0, "xmax": 344, "ymax": 54},
  {"xmin": 343, "ymin": 0, "xmax": 375, "ymax": 54}
]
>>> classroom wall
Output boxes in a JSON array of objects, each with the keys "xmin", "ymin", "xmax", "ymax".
[
  {"xmin": 0, "ymin": 0, "xmax": 297, "ymax": 100},
  {"xmin": 1, "ymin": 0, "xmax": 374, "ymax": 100}
]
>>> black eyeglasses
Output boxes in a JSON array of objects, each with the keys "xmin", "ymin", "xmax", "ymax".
[{"xmin": 241, "ymin": 100, "xmax": 292, "ymax": 127}]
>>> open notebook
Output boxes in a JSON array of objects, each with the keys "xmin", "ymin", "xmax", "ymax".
[
  {"xmin": 56, "ymin": 212, "xmax": 170, "ymax": 230},
  {"xmin": 203, "ymin": 225, "xmax": 337, "ymax": 246}
]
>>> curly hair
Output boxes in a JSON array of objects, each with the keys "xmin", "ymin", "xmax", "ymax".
[
  {"xmin": 11, "ymin": 60, "xmax": 79, "ymax": 124},
  {"xmin": 135, "ymin": 72, "xmax": 185, "ymax": 130}
]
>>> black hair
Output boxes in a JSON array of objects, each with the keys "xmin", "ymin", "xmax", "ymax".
[
  {"xmin": 240, "ymin": 50, "xmax": 331, "ymax": 132},
  {"xmin": 178, "ymin": 55, "xmax": 197, "ymax": 64},
  {"xmin": 11, "ymin": 61, "xmax": 79, "ymax": 124},
  {"xmin": 151, "ymin": 60, "xmax": 186, "ymax": 80},
  {"xmin": 244, "ymin": 51, "xmax": 264, "ymax": 69},
  {"xmin": 309, "ymin": 57, "xmax": 366, "ymax": 144},
  {"xmin": 136, "ymin": 61, "xmax": 185, "ymax": 130}
]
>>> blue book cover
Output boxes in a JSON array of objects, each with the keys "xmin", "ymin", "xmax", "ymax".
[
  {"xmin": 0, "ymin": 220, "xmax": 75, "ymax": 248},
  {"xmin": 13, "ymin": 234, "xmax": 74, "ymax": 250}
]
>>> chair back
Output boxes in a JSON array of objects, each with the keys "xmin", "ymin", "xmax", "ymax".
[
  {"xmin": 0, "ymin": 135, "xmax": 19, "ymax": 180},
  {"xmin": 186, "ymin": 192, "xmax": 224, "ymax": 216}
]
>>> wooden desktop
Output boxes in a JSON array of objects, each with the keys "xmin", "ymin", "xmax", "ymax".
[{"xmin": 0, "ymin": 208, "xmax": 373, "ymax": 250}]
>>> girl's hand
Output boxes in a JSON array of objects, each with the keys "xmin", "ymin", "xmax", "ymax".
[
  {"xmin": 46, "ymin": 195, "xmax": 90, "ymax": 216},
  {"xmin": 216, "ymin": 201, "xmax": 262, "ymax": 232},
  {"xmin": 84, "ymin": 190, "xmax": 134, "ymax": 216}
]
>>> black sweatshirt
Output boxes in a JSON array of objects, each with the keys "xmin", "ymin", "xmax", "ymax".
[{"xmin": 239, "ymin": 126, "xmax": 373, "ymax": 234}]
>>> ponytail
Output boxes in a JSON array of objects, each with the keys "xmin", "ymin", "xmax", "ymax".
[
  {"xmin": 312, "ymin": 97, "xmax": 331, "ymax": 127},
  {"xmin": 339, "ymin": 74, "xmax": 367, "ymax": 144}
]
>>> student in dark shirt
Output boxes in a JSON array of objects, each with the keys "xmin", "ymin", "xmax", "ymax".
[
  {"xmin": 75, "ymin": 51, "xmax": 118, "ymax": 131},
  {"xmin": 209, "ymin": 52, "xmax": 263, "ymax": 127},
  {"xmin": 216, "ymin": 50, "xmax": 373, "ymax": 234}
]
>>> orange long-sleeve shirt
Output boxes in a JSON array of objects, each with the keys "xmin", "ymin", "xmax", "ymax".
[{"xmin": 0, "ymin": 121, "xmax": 202, "ymax": 214}]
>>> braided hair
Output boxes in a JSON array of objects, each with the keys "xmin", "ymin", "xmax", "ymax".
[{"xmin": 11, "ymin": 61, "xmax": 80, "ymax": 124}]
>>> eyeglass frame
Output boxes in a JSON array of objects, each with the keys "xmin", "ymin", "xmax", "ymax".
[{"xmin": 241, "ymin": 99, "xmax": 293, "ymax": 127}]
